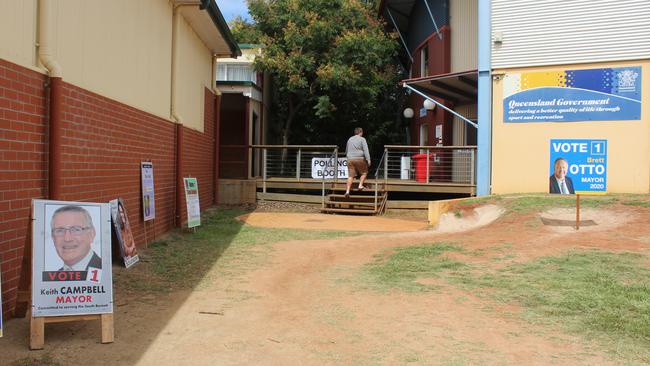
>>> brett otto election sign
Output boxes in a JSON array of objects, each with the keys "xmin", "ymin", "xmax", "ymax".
[
  {"xmin": 32, "ymin": 200, "xmax": 113, "ymax": 317},
  {"xmin": 549, "ymin": 139, "xmax": 607, "ymax": 195},
  {"xmin": 311, "ymin": 157, "xmax": 348, "ymax": 179}
]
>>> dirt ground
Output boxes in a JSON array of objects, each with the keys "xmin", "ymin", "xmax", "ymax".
[{"xmin": 3, "ymin": 199, "xmax": 650, "ymax": 365}]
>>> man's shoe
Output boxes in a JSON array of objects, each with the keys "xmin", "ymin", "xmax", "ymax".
[
  {"xmin": 358, "ymin": 186, "xmax": 368, "ymax": 191},
  {"xmin": 344, "ymin": 191, "xmax": 350, "ymax": 198}
]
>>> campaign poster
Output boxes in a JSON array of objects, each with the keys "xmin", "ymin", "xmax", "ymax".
[
  {"xmin": 311, "ymin": 157, "xmax": 348, "ymax": 179},
  {"xmin": 183, "ymin": 178, "xmax": 201, "ymax": 228},
  {"xmin": 549, "ymin": 139, "xmax": 607, "ymax": 195},
  {"xmin": 31, "ymin": 200, "xmax": 113, "ymax": 317},
  {"xmin": 504, "ymin": 66, "xmax": 641, "ymax": 122},
  {"xmin": 141, "ymin": 162, "xmax": 156, "ymax": 221},
  {"xmin": 110, "ymin": 198, "xmax": 140, "ymax": 268}
]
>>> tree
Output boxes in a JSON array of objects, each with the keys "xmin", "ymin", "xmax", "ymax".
[
  {"xmin": 228, "ymin": 15, "xmax": 263, "ymax": 44},
  {"xmin": 248, "ymin": 0, "xmax": 404, "ymax": 155}
]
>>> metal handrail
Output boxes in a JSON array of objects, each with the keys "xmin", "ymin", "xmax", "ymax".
[
  {"xmin": 384, "ymin": 145, "xmax": 477, "ymax": 149},
  {"xmin": 373, "ymin": 149, "xmax": 387, "ymax": 212},
  {"xmin": 251, "ymin": 144, "xmax": 338, "ymax": 149}
]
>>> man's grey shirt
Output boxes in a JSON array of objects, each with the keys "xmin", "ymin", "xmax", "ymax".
[{"xmin": 346, "ymin": 135, "xmax": 370, "ymax": 161}]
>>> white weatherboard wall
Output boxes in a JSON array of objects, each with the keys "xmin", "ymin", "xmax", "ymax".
[
  {"xmin": 450, "ymin": 0, "xmax": 478, "ymax": 73},
  {"xmin": 492, "ymin": 0, "xmax": 650, "ymax": 68}
]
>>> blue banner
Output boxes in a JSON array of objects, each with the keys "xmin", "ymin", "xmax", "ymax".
[
  {"xmin": 549, "ymin": 139, "xmax": 607, "ymax": 195},
  {"xmin": 505, "ymin": 66, "xmax": 641, "ymax": 122}
]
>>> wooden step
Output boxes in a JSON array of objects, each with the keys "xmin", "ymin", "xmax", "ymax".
[
  {"xmin": 325, "ymin": 200, "xmax": 377, "ymax": 207},
  {"xmin": 321, "ymin": 207, "xmax": 377, "ymax": 214},
  {"xmin": 328, "ymin": 194, "xmax": 379, "ymax": 202},
  {"xmin": 325, "ymin": 202, "xmax": 379, "ymax": 210}
]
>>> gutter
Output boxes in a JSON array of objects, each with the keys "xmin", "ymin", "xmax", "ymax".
[{"xmin": 200, "ymin": 0, "xmax": 242, "ymax": 58}]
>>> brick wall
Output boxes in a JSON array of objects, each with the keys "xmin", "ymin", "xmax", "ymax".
[
  {"xmin": 0, "ymin": 59, "xmax": 48, "ymax": 320},
  {"xmin": 0, "ymin": 58, "xmax": 218, "ymax": 319},
  {"xmin": 177, "ymin": 88, "xmax": 216, "ymax": 225}
]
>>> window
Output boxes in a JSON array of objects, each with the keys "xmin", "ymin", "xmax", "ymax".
[
  {"xmin": 217, "ymin": 63, "xmax": 256, "ymax": 83},
  {"xmin": 420, "ymin": 46, "xmax": 429, "ymax": 77}
]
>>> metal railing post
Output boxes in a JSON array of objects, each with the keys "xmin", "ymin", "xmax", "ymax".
[
  {"xmin": 296, "ymin": 148, "xmax": 301, "ymax": 180},
  {"xmin": 334, "ymin": 147, "xmax": 339, "ymax": 188},
  {"xmin": 383, "ymin": 148, "xmax": 388, "ymax": 182},
  {"xmin": 426, "ymin": 148, "xmax": 430, "ymax": 183},
  {"xmin": 470, "ymin": 148, "xmax": 476, "ymax": 185},
  {"xmin": 262, "ymin": 148, "xmax": 267, "ymax": 193}
]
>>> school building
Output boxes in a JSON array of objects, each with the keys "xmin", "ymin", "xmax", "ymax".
[
  {"xmin": 0, "ymin": 0, "xmax": 239, "ymax": 318},
  {"xmin": 380, "ymin": 0, "xmax": 650, "ymax": 195}
]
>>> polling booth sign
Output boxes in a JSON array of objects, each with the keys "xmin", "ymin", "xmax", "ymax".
[
  {"xmin": 549, "ymin": 139, "xmax": 608, "ymax": 195},
  {"xmin": 311, "ymin": 157, "xmax": 348, "ymax": 179}
]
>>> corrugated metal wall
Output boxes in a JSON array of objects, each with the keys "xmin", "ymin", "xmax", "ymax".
[
  {"xmin": 452, "ymin": 103, "xmax": 477, "ymax": 183},
  {"xmin": 492, "ymin": 0, "xmax": 650, "ymax": 69},
  {"xmin": 450, "ymin": 0, "xmax": 478, "ymax": 72},
  {"xmin": 452, "ymin": 104, "xmax": 477, "ymax": 145}
]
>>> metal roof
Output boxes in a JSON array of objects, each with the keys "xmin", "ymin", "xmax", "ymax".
[{"xmin": 402, "ymin": 70, "xmax": 478, "ymax": 104}]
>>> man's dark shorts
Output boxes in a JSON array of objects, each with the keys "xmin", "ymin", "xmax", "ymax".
[{"xmin": 347, "ymin": 159, "xmax": 368, "ymax": 178}]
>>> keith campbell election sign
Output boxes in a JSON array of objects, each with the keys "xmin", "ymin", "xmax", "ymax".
[
  {"xmin": 504, "ymin": 66, "xmax": 641, "ymax": 122},
  {"xmin": 311, "ymin": 157, "xmax": 348, "ymax": 179},
  {"xmin": 549, "ymin": 139, "xmax": 607, "ymax": 195},
  {"xmin": 32, "ymin": 200, "xmax": 113, "ymax": 317}
]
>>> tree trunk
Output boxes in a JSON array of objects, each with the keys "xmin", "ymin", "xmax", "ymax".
[{"xmin": 280, "ymin": 95, "xmax": 299, "ymax": 175}]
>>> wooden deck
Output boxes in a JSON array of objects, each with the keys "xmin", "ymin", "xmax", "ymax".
[{"xmin": 256, "ymin": 177, "xmax": 476, "ymax": 195}]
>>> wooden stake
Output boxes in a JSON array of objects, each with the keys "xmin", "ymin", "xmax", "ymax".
[
  {"xmin": 29, "ymin": 313, "xmax": 114, "ymax": 349},
  {"xmin": 576, "ymin": 194, "xmax": 580, "ymax": 230}
]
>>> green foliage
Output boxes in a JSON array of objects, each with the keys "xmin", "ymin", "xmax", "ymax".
[
  {"xmin": 248, "ymin": 0, "xmax": 405, "ymax": 153},
  {"xmin": 228, "ymin": 15, "xmax": 263, "ymax": 44}
]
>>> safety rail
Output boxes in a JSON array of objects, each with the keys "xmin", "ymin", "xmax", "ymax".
[
  {"xmin": 377, "ymin": 145, "xmax": 477, "ymax": 186},
  {"xmin": 250, "ymin": 145, "xmax": 339, "ymax": 202}
]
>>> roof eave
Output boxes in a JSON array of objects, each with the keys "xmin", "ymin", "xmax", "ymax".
[{"xmin": 201, "ymin": 0, "xmax": 242, "ymax": 58}]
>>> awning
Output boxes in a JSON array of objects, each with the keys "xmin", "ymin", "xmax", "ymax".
[{"xmin": 402, "ymin": 70, "xmax": 478, "ymax": 104}]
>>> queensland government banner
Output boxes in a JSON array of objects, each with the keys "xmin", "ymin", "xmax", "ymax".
[{"xmin": 504, "ymin": 66, "xmax": 641, "ymax": 122}]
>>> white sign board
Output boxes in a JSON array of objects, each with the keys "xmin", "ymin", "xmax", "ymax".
[
  {"xmin": 183, "ymin": 177, "xmax": 201, "ymax": 228},
  {"xmin": 141, "ymin": 162, "xmax": 155, "ymax": 221},
  {"xmin": 311, "ymin": 157, "xmax": 348, "ymax": 179},
  {"xmin": 32, "ymin": 200, "xmax": 113, "ymax": 317}
]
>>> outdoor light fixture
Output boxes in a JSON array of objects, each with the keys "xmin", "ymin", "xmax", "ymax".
[
  {"xmin": 423, "ymin": 99, "xmax": 436, "ymax": 110},
  {"xmin": 403, "ymin": 108, "xmax": 414, "ymax": 118}
]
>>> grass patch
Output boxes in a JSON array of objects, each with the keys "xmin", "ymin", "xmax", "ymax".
[
  {"xmin": 623, "ymin": 200, "xmax": 650, "ymax": 208},
  {"xmin": 114, "ymin": 208, "xmax": 358, "ymax": 292},
  {"xmin": 363, "ymin": 246, "xmax": 650, "ymax": 362},
  {"xmin": 504, "ymin": 194, "xmax": 619, "ymax": 213},
  {"xmin": 364, "ymin": 243, "xmax": 468, "ymax": 292},
  {"xmin": 472, "ymin": 251, "xmax": 650, "ymax": 342},
  {"xmin": 456, "ymin": 195, "xmax": 503, "ymax": 207}
]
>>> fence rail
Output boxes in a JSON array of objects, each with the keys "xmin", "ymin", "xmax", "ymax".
[
  {"xmin": 378, "ymin": 145, "xmax": 477, "ymax": 185},
  {"xmin": 250, "ymin": 144, "xmax": 476, "ymax": 185}
]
